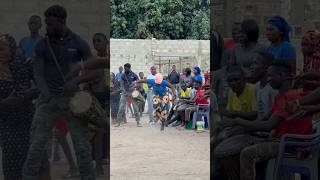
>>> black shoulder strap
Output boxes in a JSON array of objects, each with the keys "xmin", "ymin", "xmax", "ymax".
[{"xmin": 46, "ymin": 38, "xmax": 66, "ymax": 83}]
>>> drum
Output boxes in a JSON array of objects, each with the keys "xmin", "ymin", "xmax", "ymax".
[
  {"xmin": 131, "ymin": 89, "xmax": 145, "ymax": 103},
  {"xmin": 69, "ymin": 91, "xmax": 107, "ymax": 127},
  {"xmin": 131, "ymin": 90, "xmax": 140, "ymax": 98}
]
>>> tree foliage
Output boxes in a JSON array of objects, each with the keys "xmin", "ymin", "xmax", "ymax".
[{"xmin": 111, "ymin": 0, "xmax": 210, "ymax": 39}]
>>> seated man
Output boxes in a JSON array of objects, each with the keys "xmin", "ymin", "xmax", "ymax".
[
  {"xmin": 214, "ymin": 65, "xmax": 257, "ymax": 146},
  {"xmin": 166, "ymin": 84, "xmax": 194, "ymax": 126},
  {"xmin": 170, "ymin": 80, "xmax": 209, "ymax": 127},
  {"xmin": 217, "ymin": 62, "xmax": 313, "ymax": 180}
]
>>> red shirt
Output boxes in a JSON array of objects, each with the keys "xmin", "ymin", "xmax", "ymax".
[
  {"xmin": 271, "ymin": 89, "xmax": 313, "ymax": 138},
  {"xmin": 224, "ymin": 39, "xmax": 237, "ymax": 49},
  {"xmin": 195, "ymin": 89, "xmax": 209, "ymax": 105}
]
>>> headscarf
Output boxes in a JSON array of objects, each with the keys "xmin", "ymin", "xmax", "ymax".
[
  {"xmin": 0, "ymin": 34, "xmax": 17, "ymax": 81},
  {"xmin": 155, "ymin": 73, "xmax": 163, "ymax": 84},
  {"xmin": 193, "ymin": 66, "xmax": 201, "ymax": 74},
  {"xmin": 268, "ymin": 16, "xmax": 292, "ymax": 42},
  {"xmin": 302, "ymin": 30, "xmax": 320, "ymax": 72}
]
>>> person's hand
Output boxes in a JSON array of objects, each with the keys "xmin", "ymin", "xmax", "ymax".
[
  {"xmin": 287, "ymin": 110, "xmax": 307, "ymax": 122},
  {"xmin": 66, "ymin": 63, "xmax": 81, "ymax": 81},
  {"xmin": 1, "ymin": 90, "xmax": 23, "ymax": 106},
  {"xmin": 218, "ymin": 109, "xmax": 234, "ymax": 118},
  {"xmin": 299, "ymin": 71, "xmax": 319, "ymax": 80},
  {"xmin": 16, "ymin": 88, "xmax": 39, "ymax": 100},
  {"xmin": 63, "ymin": 79, "xmax": 78, "ymax": 97},
  {"xmin": 218, "ymin": 118, "xmax": 237, "ymax": 128},
  {"xmin": 285, "ymin": 100, "xmax": 300, "ymax": 114}
]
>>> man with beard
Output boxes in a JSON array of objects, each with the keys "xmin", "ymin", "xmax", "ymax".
[{"xmin": 22, "ymin": 5, "xmax": 102, "ymax": 180}]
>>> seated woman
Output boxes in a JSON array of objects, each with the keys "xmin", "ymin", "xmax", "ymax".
[{"xmin": 136, "ymin": 73, "xmax": 176, "ymax": 131}]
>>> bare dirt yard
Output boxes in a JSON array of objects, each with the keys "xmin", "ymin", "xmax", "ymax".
[{"xmin": 110, "ymin": 114, "xmax": 210, "ymax": 180}]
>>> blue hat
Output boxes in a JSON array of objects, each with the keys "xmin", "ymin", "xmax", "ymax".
[{"xmin": 268, "ymin": 16, "xmax": 292, "ymax": 42}]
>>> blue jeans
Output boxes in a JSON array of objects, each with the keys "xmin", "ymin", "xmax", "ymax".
[{"xmin": 147, "ymin": 90, "xmax": 153, "ymax": 123}]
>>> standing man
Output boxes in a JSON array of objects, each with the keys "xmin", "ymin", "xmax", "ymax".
[
  {"xmin": 116, "ymin": 66, "xmax": 124, "ymax": 81},
  {"xmin": 19, "ymin": 15, "xmax": 43, "ymax": 62},
  {"xmin": 168, "ymin": 65, "xmax": 180, "ymax": 90},
  {"xmin": 22, "ymin": 5, "xmax": 97, "ymax": 180},
  {"xmin": 147, "ymin": 66, "xmax": 157, "ymax": 124},
  {"xmin": 116, "ymin": 63, "xmax": 141, "ymax": 127}
]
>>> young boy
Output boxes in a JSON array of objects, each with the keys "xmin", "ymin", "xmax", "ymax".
[{"xmin": 218, "ymin": 62, "xmax": 313, "ymax": 180}]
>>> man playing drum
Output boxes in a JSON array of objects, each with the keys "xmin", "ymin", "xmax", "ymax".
[
  {"xmin": 136, "ymin": 73, "xmax": 177, "ymax": 131},
  {"xmin": 22, "ymin": 5, "xmax": 105, "ymax": 180},
  {"xmin": 116, "ymin": 63, "xmax": 142, "ymax": 127}
]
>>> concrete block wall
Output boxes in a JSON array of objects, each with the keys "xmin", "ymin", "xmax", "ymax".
[
  {"xmin": 211, "ymin": 0, "xmax": 320, "ymax": 70},
  {"xmin": 110, "ymin": 39, "xmax": 210, "ymax": 76},
  {"xmin": 0, "ymin": 0, "xmax": 109, "ymax": 49}
]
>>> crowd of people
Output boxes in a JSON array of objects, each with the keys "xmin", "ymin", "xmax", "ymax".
[
  {"xmin": 111, "ymin": 64, "xmax": 210, "ymax": 131},
  {"xmin": 211, "ymin": 15, "xmax": 320, "ymax": 180},
  {"xmin": 0, "ymin": 5, "xmax": 109, "ymax": 180}
]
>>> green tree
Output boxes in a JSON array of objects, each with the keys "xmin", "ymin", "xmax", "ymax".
[{"xmin": 111, "ymin": 0, "xmax": 209, "ymax": 40}]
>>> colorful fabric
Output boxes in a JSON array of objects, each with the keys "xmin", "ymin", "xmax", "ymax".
[
  {"xmin": 302, "ymin": 30, "xmax": 320, "ymax": 72},
  {"xmin": 0, "ymin": 34, "xmax": 34, "ymax": 180},
  {"xmin": 152, "ymin": 94, "xmax": 170, "ymax": 122}
]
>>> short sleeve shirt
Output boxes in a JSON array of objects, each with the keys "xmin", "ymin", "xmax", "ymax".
[
  {"xmin": 227, "ymin": 83, "xmax": 257, "ymax": 112},
  {"xmin": 33, "ymin": 31, "xmax": 92, "ymax": 95},
  {"xmin": 19, "ymin": 36, "xmax": 43, "ymax": 60},
  {"xmin": 267, "ymin": 41, "xmax": 296, "ymax": 61},
  {"xmin": 255, "ymin": 82, "xmax": 278, "ymax": 119},
  {"xmin": 180, "ymin": 88, "xmax": 191, "ymax": 97},
  {"xmin": 147, "ymin": 79, "xmax": 167, "ymax": 96}
]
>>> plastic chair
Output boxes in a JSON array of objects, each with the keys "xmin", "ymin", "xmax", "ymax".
[
  {"xmin": 192, "ymin": 104, "xmax": 210, "ymax": 129},
  {"xmin": 264, "ymin": 121, "xmax": 320, "ymax": 180}
]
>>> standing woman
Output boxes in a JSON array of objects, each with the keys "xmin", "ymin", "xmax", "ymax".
[
  {"xmin": 136, "ymin": 73, "xmax": 177, "ymax": 131},
  {"xmin": 230, "ymin": 19, "xmax": 265, "ymax": 81},
  {"xmin": 265, "ymin": 16, "xmax": 296, "ymax": 73},
  {"xmin": 0, "ymin": 34, "xmax": 36, "ymax": 180},
  {"xmin": 110, "ymin": 72, "xmax": 121, "ymax": 124}
]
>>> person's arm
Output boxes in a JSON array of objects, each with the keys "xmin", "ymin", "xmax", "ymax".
[
  {"xmin": 63, "ymin": 70, "xmax": 101, "ymax": 95},
  {"xmin": 222, "ymin": 113, "xmax": 279, "ymax": 132},
  {"xmin": 66, "ymin": 38, "xmax": 108, "ymax": 80},
  {"xmin": 33, "ymin": 55, "xmax": 52, "ymax": 101},
  {"xmin": 299, "ymin": 87, "xmax": 320, "ymax": 105},
  {"xmin": 136, "ymin": 79, "xmax": 147, "ymax": 84},
  {"xmin": 219, "ymin": 109, "xmax": 257, "ymax": 120},
  {"xmin": 166, "ymin": 81, "xmax": 177, "ymax": 97}
]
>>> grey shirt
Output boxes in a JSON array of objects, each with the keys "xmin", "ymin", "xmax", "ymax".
[
  {"xmin": 255, "ymin": 82, "xmax": 278, "ymax": 120},
  {"xmin": 231, "ymin": 43, "xmax": 266, "ymax": 74}
]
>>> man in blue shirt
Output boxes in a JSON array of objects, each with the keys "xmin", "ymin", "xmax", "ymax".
[
  {"xmin": 116, "ymin": 63, "xmax": 141, "ymax": 127},
  {"xmin": 22, "ymin": 5, "xmax": 97, "ymax": 180},
  {"xmin": 115, "ymin": 66, "xmax": 123, "ymax": 81},
  {"xmin": 19, "ymin": 15, "xmax": 43, "ymax": 62}
]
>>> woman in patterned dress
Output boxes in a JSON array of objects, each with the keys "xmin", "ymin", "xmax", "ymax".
[
  {"xmin": 0, "ymin": 34, "xmax": 37, "ymax": 180},
  {"xmin": 136, "ymin": 73, "xmax": 176, "ymax": 131}
]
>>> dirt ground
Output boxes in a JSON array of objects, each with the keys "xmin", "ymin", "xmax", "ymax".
[{"xmin": 110, "ymin": 114, "xmax": 210, "ymax": 180}]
